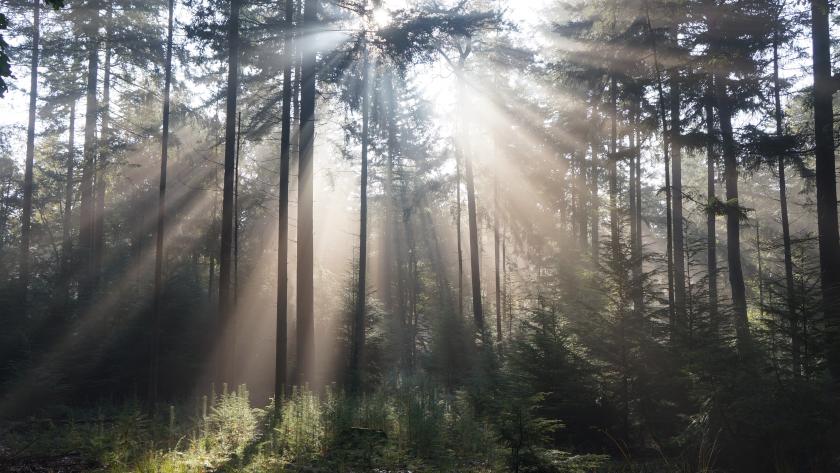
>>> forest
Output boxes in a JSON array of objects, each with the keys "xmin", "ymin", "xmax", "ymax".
[{"xmin": 1, "ymin": 0, "xmax": 840, "ymax": 471}]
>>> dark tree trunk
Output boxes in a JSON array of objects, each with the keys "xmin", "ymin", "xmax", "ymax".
[
  {"xmin": 350, "ymin": 45, "xmax": 371, "ymax": 394},
  {"xmin": 151, "ymin": 0, "xmax": 175, "ymax": 405},
  {"xmin": 608, "ymin": 77, "xmax": 619, "ymax": 265},
  {"xmin": 716, "ymin": 78, "xmax": 751, "ymax": 354},
  {"xmin": 275, "ymin": 0, "xmax": 294, "ymax": 414},
  {"xmin": 810, "ymin": 0, "xmax": 840, "ymax": 382},
  {"xmin": 79, "ymin": 4, "xmax": 100, "ymax": 304},
  {"xmin": 20, "ymin": 0, "xmax": 40, "ymax": 301},
  {"xmin": 61, "ymin": 100, "xmax": 76, "ymax": 304},
  {"xmin": 773, "ymin": 29, "xmax": 799, "ymax": 377},
  {"xmin": 589, "ymin": 104, "xmax": 600, "ymax": 264},
  {"xmin": 630, "ymin": 101, "xmax": 643, "ymax": 317},
  {"xmin": 456, "ymin": 132, "xmax": 464, "ymax": 319},
  {"xmin": 296, "ymin": 0, "xmax": 318, "ymax": 385},
  {"xmin": 93, "ymin": 1, "xmax": 113, "ymax": 287},
  {"xmin": 671, "ymin": 75, "xmax": 686, "ymax": 334},
  {"xmin": 494, "ymin": 172, "xmax": 501, "ymax": 342},
  {"xmin": 704, "ymin": 87, "xmax": 719, "ymax": 335},
  {"xmin": 464, "ymin": 144, "xmax": 484, "ymax": 333},
  {"xmin": 219, "ymin": 0, "xmax": 241, "ymax": 384}
]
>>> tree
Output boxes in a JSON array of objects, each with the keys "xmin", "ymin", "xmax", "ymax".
[
  {"xmin": 151, "ymin": 0, "xmax": 176, "ymax": 404},
  {"xmin": 20, "ymin": 0, "xmax": 41, "ymax": 304},
  {"xmin": 809, "ymin": 0, "xmax": 840, "ymax": 383},
  {"xmin": 296, "ymin": 0, "xmax": 318, "ymax": 385},
  {"xmin": 218, "ymin": 0, "xmax": 241, "ymax": 383}
]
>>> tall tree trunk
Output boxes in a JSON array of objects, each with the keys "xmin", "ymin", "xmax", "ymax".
[
  {"xmin": 671, "ymin": 74, "xmax": 686, "ymax": 335},
  {"xmin": 494, "ymin": 171, "xmax": 501, "ymax": 342},
  {"xmin": 630, "ymin": 101, "xmax": 642, "ymax": 317},
  {"xmin": 275, "ymin": 0, "xmax": 294, "ymax": 415},
  {"xmin": 716, "ymin": 78, "xmax": 751, "ymax": 354},
  {"xmin": 608, "ymin": 77, "xmax": 619, "ymax": 264},
  {"xmin": 810, "ymin": 0, "xmax": 840, "ymax": 382},
  {"xmin": 79, "ymin": 3, "xmax": 100, "ymax": 304},
  {"xmin": 704, "ymin": 87, "xmax": 719, "ymax": 335},
  {"xmin": 151, "ymin": 0, "xmax": 175, "ymax": 405},
  {"xmin": 651, "ymin": 45, "xmax": 675, "ymax": 340},
  {"xmin": 772, "ymin": 28, "xmax": 799, "ymax": 377},
  {"xmin": 20, "ymin": 0, "xmax": 40, "ymax": 301},
  {"xmin": 93, "ymin": 0, "xmax": 112, "ymax": 286},
  {"xmin": 458, "ymin": 70, "xmax": 484, "ymax": 333},
  {"xmin": 61, "ymin": 99, "xmax": 76, "ymax": 305},
  {"xmin": 456, "ymin": 130, "xmax": 464, "ymax": 319},
  {"xmin": 589, "ymin": 103, "xmax": 600, "ymax": 264},
  {"xmin": 296, "ymin": 0, "xmax": 318, "ymax": 385},
  {"xmin": 234, "ymin": 113, "xmax": 242, "ymax": 307},
  {"xmin": 219, "ymin": 0, "xmax": 241, "ymax": 384},
  {"xmin": 350, "ymin": 44, "xmax": 371, "ymax": 394}
]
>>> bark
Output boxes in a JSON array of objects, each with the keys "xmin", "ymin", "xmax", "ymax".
[
  {"xmin": 61, "ymin": 100, "xmax": 76, "ymax": 304},
  {"xmin": 810, "ymin": 0, "xmax": 840, "ymax": 383},
  {"xmin": 151, "ymin": 0, "xmax": 175, "ymax": 404},
  {"xmin": 608, "ymin": 77, "xmax": 619, "ymax": 264},
  {"xmin": 494, "ymin": 172, "xmax": 501, "ymax": 342},
  {"xmin": 296, "ymin": 0, "xmax": 318, "ymax": 385},
  {"xmin": 773, "ymin": 29, "xmax": 799, "ymax": 377},
  {"xmin": 464, "ymin": 141, "xmax": 484, "ymax": 333},
  {"xmin": 93, "ymin": 0, "xmax": 113, "ymax": 285},
  {"xmin": 671, "ymin": 74, "xmax": 686, "ymax": 333},
  {"xmin": 219, "ymin": 0, "xmax": 241, "ymax": 383},
  {"xmin": 704, "ymin": 88, "xmax": 719, "ymax": 334},
  {"xmin": 20, "ymin": 0, "xmax": 40, "ymax": 300},
  {"xmin": 275, "ymin": 0, "xmax": 294, "ymax": 413},
  {"xmin": 715, "ymin": 77, "xmax": 751, "ymax": 354},
  {"xmin": 350, "ymin": 44, "xmax": 371, "ymax": 394},
  {"xmin": 79, "ymin": 3, "xmax": 100, "ymax": 304}
]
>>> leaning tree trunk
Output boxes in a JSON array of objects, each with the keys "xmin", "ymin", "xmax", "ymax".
[
  {"xmin": 716, "ymin": 77, "xmax": 751, "ymax": 354},
  {"xmin": 150, "ymin": 0, "xmax": 175, "ymax": 405},
  {"xmin": 810, "ymin": 0, "xmax": 840, "ymax": 383},
  {"xmin": 275, "ymin": 0, "xmax": 295, "ymax": 414},
  {"xmin": 296, "ymin": 0, "xmax": 319, "ymax": 386},
  {"xmin": 219, "ymin": 0, "xmax": 241, "ymax": 384},
  {"xmin": 20, "ymin": 0, "xmax": 40, "ymax": 303}
]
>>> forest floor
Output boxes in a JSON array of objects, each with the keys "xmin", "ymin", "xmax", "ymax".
[{"xmin": 0, "ymin": 386, "xmax": 639, "ymax": 473}]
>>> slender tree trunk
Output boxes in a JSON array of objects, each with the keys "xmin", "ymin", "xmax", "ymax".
[
  {"xmin": 93, "ymin": 0, "xmax": 113, "ymax": 286},
  {"xmin": 671, "ymin": 74, "xmax": 686, "ymax": 334},
  {"xmin": 79, "ymin": 4, "xmax": 100, "ymax": 304},
  {"xmin": 296, "ymin": 0, "xmax": 318, "ymax": 385},
  {"xmin": 458, "ymin": 72, "xmax": 484, "ymax": 333},
  {"xmin": 704, "ymin": 88, "xmax": 719, "ymax": 335},
  {"xmin": 350, "ymin": 43, "xmax": 371, "ymax": 394},
  {"xmin": 20, "ymin": 0, "xmax": 40, "ymax": 301},
  {"xmin": 772, "ymin": 29, "xmax": 799, "ymax": 377},
  {"xmin": 630, "ymin": 102, "xmax": 642, "ymax": 317},
  {"xmin": 151, "ymin": 0, "xmax": 175, "ymax": 405},
  {"xmin": 589, "ymin": 105, "xmax": 600, "ymax": 264},
  {"xmin": 716, "ymin": 77, "xmax": 751, "ymax": 354},
  {"xmin": 234, "ymin": 113, "xmax": 242, "ymax": 307},
  {"xmin": 494, "ymin": 171, "xmax": 502, "ymax": 342},
  {"xmin": 219, "ymin": 0, "xmax": 241, "ymax": 384},
  {"xmin": 608, "ymin": 77, "xmax": 619, "ymax": 264},
  {"xmin": 61, "ymin": 100, "xmax": 76, "ymax": 304},
  {"xmin": 456, "ymin": 136, "xmax": 464, "ymax": 319},
  {"xmin": 275, "ymin": 0, "xmax": 294, "ymax": 415},
  {"xmin": 810, "ymin": 0, "xmax": 840, "ymax": 382},
  {"xmin": 652, "ymin": 56, "xmax": 675, "ymax": 339}
]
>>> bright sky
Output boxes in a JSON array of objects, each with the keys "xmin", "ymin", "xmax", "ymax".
[{"xmin": 0, "ymin": 0, "xmax": 551, "ymax": 163}]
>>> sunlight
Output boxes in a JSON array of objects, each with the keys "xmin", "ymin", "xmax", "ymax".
[{"xmin": 372, "ymin": 8, "xmax": 392, "ymax": 29}]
